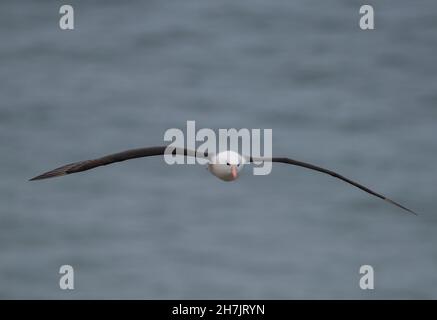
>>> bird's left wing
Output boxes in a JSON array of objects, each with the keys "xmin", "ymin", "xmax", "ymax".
[{"xmin": 250, "ymin": 156, "xmax": 416, "ymax": 215}]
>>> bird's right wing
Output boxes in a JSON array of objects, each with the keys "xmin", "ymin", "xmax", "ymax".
[{"xmin": 30, "ymin": 146, "xmax": 208, "ymax": 181}]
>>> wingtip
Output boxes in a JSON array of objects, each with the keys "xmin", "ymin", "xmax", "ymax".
[
  {"xmin": 29, "ymin": 174, "xmax": 48, "ymax": 181},
  {"xmin": 403, "ymin": 207, "xmax": 418, "ymax": 216},
  {"xmin": 385, "ymin": 198, "xmax": 418, "ymax": 216},
  {"xmin": 407, "ymin": 208, "xmax": 419, "ymax": 216},
  {"xmin": 28, "ymin": 171, "xmax": 67, "ymax": 181}
]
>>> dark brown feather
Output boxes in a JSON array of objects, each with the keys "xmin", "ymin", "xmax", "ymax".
[
  {"xmin": 30, "ymin": 146, "xmax": 207, "ymax": 181},
  {"xmin": 250, "ymin": 156, "xmax": 416, "ymax": 215}
]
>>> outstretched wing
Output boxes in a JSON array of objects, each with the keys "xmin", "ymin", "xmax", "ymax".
[
  {"xmin": 251, "ymin": 156, "xmax": 416, "ymax": 215},
  {"xmin": 30, "ymin": 146, "xmax": 208, "ymax": 181}
]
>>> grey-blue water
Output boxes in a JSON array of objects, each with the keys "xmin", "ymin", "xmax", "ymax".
[{"xmin": 1, "ymin": 0, "xmax": 436, "ymax": 299}]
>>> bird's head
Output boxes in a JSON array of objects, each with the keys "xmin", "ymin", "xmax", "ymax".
[{"xmin": 208, "ymin": 151, "xmax": 246, "ymax": 181}]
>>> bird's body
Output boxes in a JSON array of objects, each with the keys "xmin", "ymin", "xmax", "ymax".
[
  {"xmin": 30, "ymin": 146, "xmax": 416, "ymax": 215},
  {"xmin": 208, "ymin": 150, "xmax": 245, "ymax": 181}
]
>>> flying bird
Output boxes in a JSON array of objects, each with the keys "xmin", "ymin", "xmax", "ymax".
[{"xmin": 30, "ymin": 146, "xmax": 416, "ymax": 215}]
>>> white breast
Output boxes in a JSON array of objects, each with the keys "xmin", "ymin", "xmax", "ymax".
[{"xmin": 208, "ymin": 151, "xmax": 245, "ymax": 181}]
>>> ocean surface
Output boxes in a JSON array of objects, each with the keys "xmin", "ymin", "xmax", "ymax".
[{"xmin": 1, "ymin": 0, "xmax": 437, "ymax": 299}]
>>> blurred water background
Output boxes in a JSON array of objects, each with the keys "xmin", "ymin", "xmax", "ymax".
[{"xmin": 1, "ymin": 0, "xmax": 437, "ymax": 299}]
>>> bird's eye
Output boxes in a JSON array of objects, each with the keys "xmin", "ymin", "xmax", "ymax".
[
  {"xmin": 237, "ymin": 163, "xmax": 240, "ymax": 167},
  {"xmin": 226, "ymin": 162, "xmax": 230, "ymax": 166}
]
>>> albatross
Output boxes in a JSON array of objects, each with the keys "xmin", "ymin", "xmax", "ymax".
[{"xmin": 30, "ymin": 146, "xmax": 416, "ymax": 215}]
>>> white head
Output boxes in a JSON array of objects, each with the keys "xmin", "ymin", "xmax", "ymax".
[{"xmin": 208, "ymin": 151, "xmax": 246, "ymax": 181}]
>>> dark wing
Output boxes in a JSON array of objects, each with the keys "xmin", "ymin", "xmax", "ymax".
[
  {"xmin": 30, "ymin": 146, "xmax": 208, "ymax": 181},
  {"xmin": 251, "ymin": 156, "xmax": 416, "ymax": 215}
]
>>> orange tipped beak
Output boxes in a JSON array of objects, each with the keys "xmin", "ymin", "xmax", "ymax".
[{"xmin": 231, "ymin": 165, "xmax": 238, "ymax": 179}]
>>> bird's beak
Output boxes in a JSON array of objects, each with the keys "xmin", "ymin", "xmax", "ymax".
[{"xmin": 231, "ymin": 165, "xmax": 238, "ymax": 179}]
